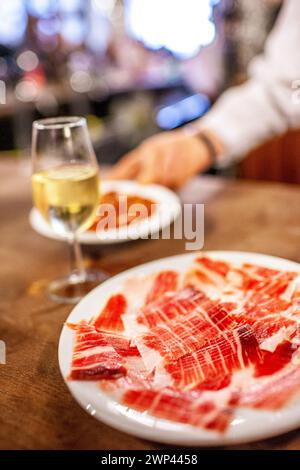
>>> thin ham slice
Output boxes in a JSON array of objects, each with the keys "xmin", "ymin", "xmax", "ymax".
[
  {"xmin": 196, "ymin": 257, "xmax": 231, "ymax": 278},
  {"xmin": 101, "ymin": 331, "xmax": 140, "ymax": 357},
  {"xmin": 161, "ymin": 325, "xmax": 262, "ymax": 389},
  {"xmin": 254, "ymin": 341, "xmax": 297, "ymax": 377},
  {"xmin": 69, "ymin": 321, "xmax": 126, "ymax": 380},
  {"xmin": 136, "ymin": 287, "xmax": 215, "ymax": 328},
  {"xmin": 122, "ymin": 386, "xmax": 237, "ymax": 432},
  {"xmin": 186, "ymin": 258, "xmax": 298, "ymax": 307},
  {"xmin": 134, "ymin": 304, "xmax": 238, "ymax": 369},
  {"xmin": 234, "ymin": 314, "xmax": 297, "ymax": 352},
  {"xmin": 145, "ymin": 270, "xmax": 179, "ymax": 305},
  {"xmin": 238, "ymin": 267, "xmax": 297, "ymax": 316},
  {"xmin": 92, "ymin": 294, "xmax": 127, "ymax": 333},
  {"xmin": 240, "ymin": 363, "xmax": 300, "ymax": 410}
]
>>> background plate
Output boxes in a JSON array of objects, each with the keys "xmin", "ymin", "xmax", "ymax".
[{"xmin": 30, "ymin": 180, "xmax": 181, "ymax": 245}]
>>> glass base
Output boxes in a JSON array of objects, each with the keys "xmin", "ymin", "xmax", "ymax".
[{"xmin": 48, "ymin": 269, "xmax": 109, "ymax": 304}]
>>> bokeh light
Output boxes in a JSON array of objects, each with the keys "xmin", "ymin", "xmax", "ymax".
[
  {"xmin": 61, "ymin": 15, "xmax": 86, "ymax": 45},
  {"xmin": 27, "ymin": 0, "xmax": 57, "ymax": 18},
  {"xmin": 0, "ymin": 1, "xmax": 27, "ymax": 47},
  {"xmin": 15, "ymin": 80, "xmax": 38, "ymax": 102},
  {"xmin": 126, "ymin": 0, "xmax": 220, "ymax": 59},
  {"xmin": 17, "ymin": 51, "xmax": 39, "ymax": 72},
  {"xmin": 70, "ymin": 71, "xmax": 93, "ymax": 93},
  {"xmin": 156, "ymin": 94, "xmax": 210, "ymax": 129}
]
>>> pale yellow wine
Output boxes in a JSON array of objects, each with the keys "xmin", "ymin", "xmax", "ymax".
[{"xmin": 32, "ymin": 164, "xmax": 100, "ymax": 234}]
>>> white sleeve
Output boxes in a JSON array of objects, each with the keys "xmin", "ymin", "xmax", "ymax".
[{"xmin": 199, "ymin": 0, "xmax": 300, "ymax": 167}]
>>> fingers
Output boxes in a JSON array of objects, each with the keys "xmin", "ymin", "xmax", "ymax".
[
  {"xmin": 108, "ymin": 149, "xmax": 141, "ymax": 180},
  {"xmin": 138, "ymin": 173, "xmax": 158, "ymax": 185},
  {"xmin": 109, "ymin": 144, "xmax": 162, "ymax": 185},
  {"xmin": 146, "ymin": 149, "xmax": 182, "ymax": 188},
  {"xmin": 137, "ymin": 152, "xmax": 159, "ymax": 184},
  {"xmin": 137, "ymin": 148, "xmax": 183, "ymax": 188},
  {"xmin": 107, "ymin": 130, "xmax": 199, "ymax": 189},
  {"xmin": 161, "ymin": 151, "xmax": 181, "ymax": 187}
]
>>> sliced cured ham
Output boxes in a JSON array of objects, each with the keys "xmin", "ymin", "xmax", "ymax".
[
  {"xmin": 196, "ymin": 256, "xmax": 231, "ymax": 278},
  {"xmin": 134, "ymin": 304, "xmax": 238, "ymax": 369},
  {"xmin": 92, "ymin": 294, "xmax": 127, "ymax": 333},
  {"xmin": 162, "ymin": 325, "xmax": 262, "ymax": 389},
  {"xmin": 68, "ymin": 255, "xmax": 300, "ymax": 434},
  {"xmin": 69, "ymin": 321, "xmax": 126, "ymax": 380},
  {"xmin": 184, "ymin": 257, "xmax": 246, "ymax": 301},
  {"xmin": 186, "ymin": 258, "xmax": 298, "ymax": 304},
  {"xmin": 145, "ymin": 270, "xmax": 179, "ymax": 305},
  {"xmin": 234, "ymin": 314, "xmax": 297, "ymax": 352},
  {"xmin": 254, "ymin": 341, "xmax": 297, "ymax": 377},
  {"xmin": 101, "ymin": 331, "xmax": 140, "ymax": 357},
  {"xmin": 193, "ymin": 374, "xmax": 232, "ymax": 392},
  {"xmin": 136, "ymin": 287, "xmax": 215, "ymax": 329},
  {"xmin": 240, "ymin": 364, "xmax": 300, "ymax": 410},
  {"xmin": 122, "ymin": 386, "xmax": 236, "ymax": 432}
]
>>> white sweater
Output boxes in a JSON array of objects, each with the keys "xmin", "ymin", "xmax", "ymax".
[{"xmin": 199, "ymin": 0, "xmax": 300, "ymax": 167}]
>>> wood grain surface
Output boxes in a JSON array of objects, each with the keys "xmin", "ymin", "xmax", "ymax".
[{"xmin": 1, "ymin": 159, "xmax": 300, "ymax": 450}]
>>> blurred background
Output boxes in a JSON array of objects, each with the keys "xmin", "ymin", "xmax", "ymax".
[{"xmin": 1, "ymin": 0, "xmax": 298, "ymax": 184}]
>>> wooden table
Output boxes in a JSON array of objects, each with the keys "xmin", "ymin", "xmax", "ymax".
[{"xmin": 1, "ymin": 158, "xmax": 300, "ymax": 450}]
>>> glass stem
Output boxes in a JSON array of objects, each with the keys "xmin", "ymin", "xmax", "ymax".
[{"xmin": 69, "ymin": 233, "xmax": 86, "ymax": 280}]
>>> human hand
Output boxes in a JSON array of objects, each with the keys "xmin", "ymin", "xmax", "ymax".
[{"xmin": 108, "ymin": 129, "xmax": 218, "ymax": 189}]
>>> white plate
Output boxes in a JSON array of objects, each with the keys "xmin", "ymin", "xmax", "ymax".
[
  {"xmin": 58, "ymin": 251, "xmax": 300, "ymax": 446},
  {"xmin": 30, "ymin": 180, "xmax": 181, "ymax": 245}
]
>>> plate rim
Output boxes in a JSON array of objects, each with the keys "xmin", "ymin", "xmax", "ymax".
[{"xmin": 58, "ymin": 250, "xmax": 300, "ymax": 446}]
